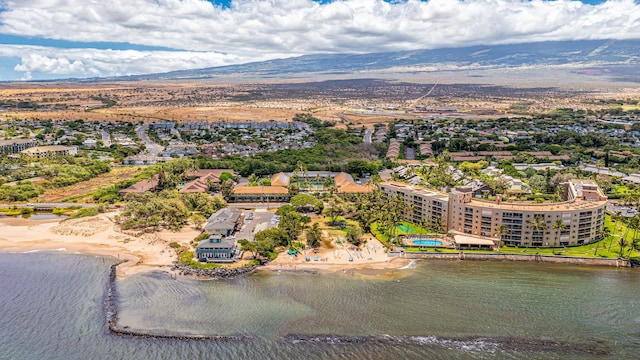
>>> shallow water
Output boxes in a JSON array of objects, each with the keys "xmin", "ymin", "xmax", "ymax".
[{"xmin": 0, "ymin": 252, "xmax": 638, "ymax": 359}]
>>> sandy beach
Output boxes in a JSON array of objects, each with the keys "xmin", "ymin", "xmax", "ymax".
[
  {"xmin": 0, "ymin": 213, "xmax": 200, "ymax": 279},
  {"xmin": 0, "ymin": 214, "xmax": 407, "ymax": 278},
  {"xmin": 263, "ymin": 235, "xmax": 409, "ymax": 273}
]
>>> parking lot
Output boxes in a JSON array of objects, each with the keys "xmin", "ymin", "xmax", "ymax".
[
  {"xmin": 234, "ymin": 210, "xmax": 276, "ymax": 241},
  {"xmin": 607, "ymin": 204, "xmax": 638, "ymax": 218}
]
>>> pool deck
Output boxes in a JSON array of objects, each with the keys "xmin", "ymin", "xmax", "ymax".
[{"xmin": 402, "ymin": 236, "xmax": 455, "ymax": 248}]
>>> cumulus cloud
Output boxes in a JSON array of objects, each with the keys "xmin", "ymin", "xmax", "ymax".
[
  {"xmin": 0, "ymin": 45, "xmax": 280, "ymax": 78},
  {"xmin": 0, "ymin": 0, "xmax": 639, "ymax": 79}
]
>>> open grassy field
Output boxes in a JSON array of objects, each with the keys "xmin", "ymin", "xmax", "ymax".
[{"xmin": 35, "ymin": 166, "xmax": 141, "ymax": 203}]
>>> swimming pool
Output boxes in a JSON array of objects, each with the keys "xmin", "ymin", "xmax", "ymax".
[{"xmin": 411, "ymin": 240, "xmax": 443, "ymax": 246}]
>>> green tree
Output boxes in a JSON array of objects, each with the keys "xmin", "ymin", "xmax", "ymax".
[
  {"xmin": 528, "ymin": 174, "xmax": 548, "ymax": 193},
  {"xmin": 617, "ymin": 236, "xmax": 628, "ymax": 258},
  {"xmin": 190, "ymin": 213, "xmax": 206, "ymax": 230},
  {"xmin": 276, "ymin": 204, "xmax": 296, "ymax": 216},
  {"xmin": 552, "ymin": 219, "xmax": 566, "ymax": 248},
  {"xmin": 220, "ymin": 179, "xmax": 234, "ymax": 199},
  {"xmin": 278, "ymin": 212, "xmax": 307, "ymax": 246},
  {"xmin": 324, "ymin": 196, "xmax": 346, "ymax": 224},
  {"xmin": 305, "ymin": 223, "xmax": 323, "ymax": 248},
  {"xmin": 259, "ymin": 178, "xmax": 271, "ymax": 186},
  {"xmin": 248, "ymin": 173, "xmax": 258, "ymax": 186},
  {"xmin": 495, "ymin": 224, "xmax": 509, "ymax": 249},
  {"xmin": 345, "ymin": 224, "xmax": 364, "ymax": 246},
  {"xmin": 238, "ymin": 239, "xmax": 257, "ymax": 259},
  {"xmin": 629, "ymin": 238, "xmax": 640, "ymax": 259},
  {"xmin": 290, "ymin": 193, "xmax": 320, "ymax": 211},
  {"xmin": 219, "ymin": 172, "xmax": 234, "ymax": 182}
]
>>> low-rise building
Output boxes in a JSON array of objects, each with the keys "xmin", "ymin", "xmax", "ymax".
[
  {"xmin": 230, "ymin": 186, "xmax": 291, "ymax": 203},
  {"xmin": 21, "ymin": 145, "xmax": 77, "ymax": 158},
  {"xmin": 119, "ymin": 175, "xmax": 160, "ymax": 197},
  {"xmin": 195, "ymin": 235, "xmax": 240, "ymax": 263},
  {"xmin": 204, "ymin": 208, "xmax": 242, "ymax": 236}
]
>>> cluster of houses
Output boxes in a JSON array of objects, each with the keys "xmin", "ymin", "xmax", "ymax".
[
  {"xmin": 119, "ymin": 169, "xmax": 236, "ymax": 197},
  {"xmin": 178, "ymin": 120, "xmax": 315, "ymax": 159}
]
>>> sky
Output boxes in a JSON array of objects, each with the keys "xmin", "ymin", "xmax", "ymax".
[{"xmin": 0, "ymin": 0, "xmax": 638, "ymax": 81}]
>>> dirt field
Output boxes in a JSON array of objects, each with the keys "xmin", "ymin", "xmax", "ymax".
[
  {"xmin": 36, "ymin": 166, "xmax": 142, "ymax": 203},
  {"xmin": 1, "ymin": 78, "xmax": 639, "ymax": 125}
]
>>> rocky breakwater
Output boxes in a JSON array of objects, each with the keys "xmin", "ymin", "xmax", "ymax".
[
  {"xmin": 171, "ymin": 263, "xmax": 258, "ymax": 278},
  {"xmin": 105, "ymin": 260, "xmax": 252, "ymax": 341}
]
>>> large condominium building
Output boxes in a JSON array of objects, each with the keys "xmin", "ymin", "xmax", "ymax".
[
  {"xmin": 0, "ymin": 139, "xmax": 37, "ymax": 155},
  {"xmin": 379, "ymin": 181, "xmax": 450, "ymax": 231},
  {"xmin": 380, "ymin": 179, "xmax": 608, "ymax": 248}
]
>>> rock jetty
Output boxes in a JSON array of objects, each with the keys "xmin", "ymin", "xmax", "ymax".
[{"xmin": 171, "ymin": 263, "xmax": 258, "ymax": 278}]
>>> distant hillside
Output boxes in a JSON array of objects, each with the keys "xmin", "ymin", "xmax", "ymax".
[{"xmin": 100, "ymin": 39, "xmax": 640, "ymax": 82}]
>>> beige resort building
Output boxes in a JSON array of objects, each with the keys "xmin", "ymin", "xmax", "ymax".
[{"xmin": 380, "ymin": 179, "xmax": 607, "ymax": 248}]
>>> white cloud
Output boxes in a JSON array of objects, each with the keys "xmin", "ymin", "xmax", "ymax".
[
  {"xmin": 0, "ymin": 0, "xmax": 639, "ymax": 79},
  {"xmin": 0, "ymin": 44, "xmax": 284, "ymax": 79}
]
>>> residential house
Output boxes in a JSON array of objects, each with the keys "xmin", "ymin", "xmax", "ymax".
[
  {"xmin": 195, "ymin": 235, "xmax": 240, "ymax": 263},
  {"xmin": 204, "ymin": 208, "xmax": 242, "ymax": 236}
]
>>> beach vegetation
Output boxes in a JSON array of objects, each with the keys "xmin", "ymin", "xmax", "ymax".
[
  {"xmin": 70, "ymin": 207, "xmax": 99, "ymax": 219},
  {"xmin": 305, "ymin": 223, "xmax": 323, "ymax": 248},
  {"xmin": 178, "ymin": 251, "xmax": 219, "ymax": 270}
]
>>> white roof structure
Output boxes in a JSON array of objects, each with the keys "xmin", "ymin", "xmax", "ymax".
[{"xmin": 453, "ymin": 234, "xmax": 496, "ymax": 246}]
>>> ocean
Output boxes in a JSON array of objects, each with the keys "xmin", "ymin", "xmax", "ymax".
[{"xmin": 0, "ymin": 253, "xmax": 638, "ymax": 359}]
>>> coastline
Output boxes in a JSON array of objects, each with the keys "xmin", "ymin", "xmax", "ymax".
[
  {"xmin": 1, "ymin": 214, "xmax": 633, "ymax": 281},
  {"xmin": 0, "ymin": 213, "xmax": 198, "ymax": 279},
  {"xmin": 0, "ymin": 214, "xmax": 410, "ymax": 279}
]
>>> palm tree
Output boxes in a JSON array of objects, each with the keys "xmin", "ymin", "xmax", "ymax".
[
  {"xmin": 552, "ymin": 219, "xmax": 566, "ymax": 248},
  {"xmin": 527, "ymin": 215, "xmax": 547, "ymax": 247},
  {"xmin": 622, "ymin": 216, "xmax": 639, "ymax": 246},
  {"xmin": 612, "ymin": 211, "xmax": 622, "ymax": 237},
  {"xmin": 594, "ymin": 226, "xmax": 610, "ymax": 256},
  {"xmin": 367, "ymin": 174, "xmax": 383, "ymax": 189},
  {"xmin": 617, "ymin": 237, "xmax": 628, "ymax": 258},
  {"xmin": 305, "ymin": 223, "xmax": 323, "ymax": 249},
  {"xmin": 627, "ymin": 237, "xmax": 640, "ymax": 259},
  {"xmin": 495, "ymin": 224, "xmax": 509, "ymax": 251}
]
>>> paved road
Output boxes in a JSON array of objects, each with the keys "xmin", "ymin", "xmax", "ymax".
[
  {"xmin": 136, "ymin": 124, "xmax": 164, "ymax": 156},
  {"xmin": 100, "ymin": 129, "xmax": 111, "ymax": 147},
  {"xmin": 364, "ymin": 129, "xmax": 373, "ymax": 144},
  {"xmin": 0, "ymin": 203, "xmax": 96, "ymax": 209}
]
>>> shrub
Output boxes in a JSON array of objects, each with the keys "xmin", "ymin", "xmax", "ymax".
[{"xmin": 71, "ymin": 207, "xmax": 98, "ymax": 219}]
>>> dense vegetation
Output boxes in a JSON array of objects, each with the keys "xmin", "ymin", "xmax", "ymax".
[
  {"xmin": 196, "ymin": 127, "xmax": 386, "ymax": 177},
  {"xmin": 115, "ymin": 190, "xmax": 226, "ymax": 232}
]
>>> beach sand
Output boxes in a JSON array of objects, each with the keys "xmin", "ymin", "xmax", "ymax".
[
  {"xmin": 0, "ymin": 213, "xmax": 200, "ymax": 279},
  {"xmin": 263, "ymin": 236, "xmax": 409, "ymax": 273},
  {"xmin": 0, "ymin": 214, "xmax": 407, "ymax": 278}
]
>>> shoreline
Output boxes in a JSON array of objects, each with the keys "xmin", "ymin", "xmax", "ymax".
[
  {"xmin": 0, "ymin": 214, "xmax": 190, "ymax": 279},
  {"xmin": 0, "ymin": 215, "xmax": 634, "ymax": 280},
  {"xmin": 0, "ymin": 215, "xmax": 410, "ymax": 279}
]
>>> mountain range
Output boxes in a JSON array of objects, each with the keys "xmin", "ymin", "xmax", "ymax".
[{"xmin": 96, "ymin": 39, "xmax": 640, "ymax": 82}]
